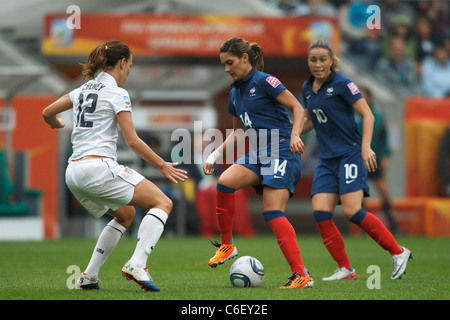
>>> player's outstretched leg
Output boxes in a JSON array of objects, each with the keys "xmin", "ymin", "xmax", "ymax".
[{"xmin": 349, "ymin": 210, "xmax": 412, "ymax": 279}]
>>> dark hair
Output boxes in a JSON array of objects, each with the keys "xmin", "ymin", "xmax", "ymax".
[
  {"xmin": 307, "ymin": 39, "xmax": 341, "ymax": 71},
  {"xmin": 220, "ymin": 37, "xmax": 264, "ymax": 71},
  {"xmin": 80, "ymin": 40, "xmax": 131, "ymax": 79}
]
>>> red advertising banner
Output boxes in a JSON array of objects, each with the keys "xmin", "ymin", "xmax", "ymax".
[{"xmin": 43, "ymin": 13, "xmax": 339, "ymax": 57}]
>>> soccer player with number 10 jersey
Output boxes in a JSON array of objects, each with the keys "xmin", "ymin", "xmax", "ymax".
[{"xmin": 301, "ymin": 40, "xmax": 412, "ymax": 280}]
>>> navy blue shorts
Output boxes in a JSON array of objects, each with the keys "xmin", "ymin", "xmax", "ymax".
[
  {"xmin": 311, "ymin": 150, "xmax": 370, "ymax": 197},
  {"xmin": 236, "ymin": 144, "xmax": 301, "ymax": 197}
]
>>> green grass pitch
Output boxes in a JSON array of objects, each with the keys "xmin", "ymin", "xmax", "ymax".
[{"xmin": 0, "ymin": 235, "xmax": 449, "ymax": 302}]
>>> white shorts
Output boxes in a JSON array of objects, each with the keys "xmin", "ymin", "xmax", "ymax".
[{"xmin": 65, "ymin": 158, "xmax": 145, "ymax": 218}]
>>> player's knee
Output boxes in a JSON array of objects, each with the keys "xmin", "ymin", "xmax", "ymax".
[
  {"xmin": 217, "ymin": 175, "xmax": 230, "ymax": 188},
  {"xmin": 157, "ymin": 196, "xmax": 173, "ymax": 215},
  {"xmin": 342, "ymin": 206, "xmax": 361, "ymax": 219},
  {"xmin": 112, "ymin": 206, "xmax": 136, "ymax": 228}
]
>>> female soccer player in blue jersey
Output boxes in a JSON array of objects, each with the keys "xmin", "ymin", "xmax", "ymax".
[
  {"xmin": 301, "ymin": 40, "xmax": 411, "ymax": 280},
  {"xmin": 203, "ymin": 37, "xmax": 313, "ymax": 289}
]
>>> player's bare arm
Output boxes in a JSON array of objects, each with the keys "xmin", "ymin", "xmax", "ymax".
[
  {"xmin": 203, "ymin": 116, "xmax": 246, "ymax": 175},
  {"xmin": 117, "ymin": 110, "xmax": 187, "ymax": 183},
  {"xmin": 353, "ymin": 98, "xmax": 377, "ymax": 172},
  {"xmin": 276, "ymin": 89, "xmax": 305, "ymax": 155},
  {"xmin": 300, "ymin": 109, "xmax": 314, "ymax": 134},
  {"xmin": 42, "ymin": 94, "xmax": 72, "ymax": 129}
]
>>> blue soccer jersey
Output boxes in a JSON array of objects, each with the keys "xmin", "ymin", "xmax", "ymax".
[
  {"xmin": 228, "ymin": 68, "xmax": 292, "ymax": 144},
  {"xmin": 302, "ymin": 70, "xmax": 364, "ymax": 159},
  {"xmin": 227, "ymin": 68, "xmax": 301, "ymax": 196}
]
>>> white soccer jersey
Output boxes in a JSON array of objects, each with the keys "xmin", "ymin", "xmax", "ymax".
[{"xmin": 68, "ymin": 72, "xmax": 132, "ymax": 162}]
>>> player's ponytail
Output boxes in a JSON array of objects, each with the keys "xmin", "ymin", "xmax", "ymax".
[
  {"xmin": 81, "ymin": 40, "xmax": 131, "ymax": 79},
  {"xmin": 220, "ymin": 38, "xmax": 265, "ymax": 71},
  {"xmin": 249, "ymin": 42, "xmax": 264, "ymax": 71}
]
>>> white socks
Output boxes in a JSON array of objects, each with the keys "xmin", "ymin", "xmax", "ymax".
[
  {"xmin": 84, "ymin": 219, "xmax": 125, "ymax": 279},
  {"xmin": 130, "ymin": 208, "xmax": 168, "ymax": 267},
  {"xmin": 83, "ymin": 208, "xmax": 168, "ymax": 278}
]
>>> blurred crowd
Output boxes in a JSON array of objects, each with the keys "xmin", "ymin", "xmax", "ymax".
[{"xmin": 266, "ymin": 0, "xmax": 450, "ymax": 97}]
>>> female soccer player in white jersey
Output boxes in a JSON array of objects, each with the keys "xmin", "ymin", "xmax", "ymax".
[
  {"xmin": 203, "ymin": 38, "xmax": 313, "ymax": 289},
  {"xmin": 42, "ymin": 40, "xmax": 187, "ymax": 291},
  {"xmin": 301, "ymin": 40, "xmax": 411, "ymax": 280}
]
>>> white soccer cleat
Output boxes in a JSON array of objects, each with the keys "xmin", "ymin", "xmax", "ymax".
[
  {"xmin": 322, "ymin": 267, "xmax": 357, "ymax": 281},
  {"xmin": 121, "ymin": 260, "xmax": 160, "ymax": 292},
  {"xmin": 76, "ymin": 272, "xmax": 101, "ymax": 290},
  {"xmin": 391, "ymin": 246, "xmax": 412, "ymax": 279}
]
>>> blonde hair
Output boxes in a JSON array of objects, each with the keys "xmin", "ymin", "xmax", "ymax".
[
  {"xmin": 307, "ymin": 40, "xmax": 341, "ymax": 71},
  {"xmin": 220, "ymin": 37, "xmax": 264, "ymax": 71}
]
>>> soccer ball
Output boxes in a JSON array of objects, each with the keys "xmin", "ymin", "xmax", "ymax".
[{"xmin": 229, "ymin": 256, "xmax": 264, "ymax": 288}]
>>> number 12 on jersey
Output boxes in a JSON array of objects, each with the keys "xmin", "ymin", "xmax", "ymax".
[{"xmin": 76, "ymin": 93, "xmax": 98, "ymax": 128}]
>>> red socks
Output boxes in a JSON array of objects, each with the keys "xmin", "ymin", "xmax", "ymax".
[
  {"xmin": 350, "ymin": 210, "xmax": 402, "ymax": 255},
  {"xmin": 263, "ymin": 210, "xmax": 307, "ymax": 276},
  {"xmin": 313, "ymin": 211, "xmax": 351, "ymax": 269},
  {"xmin": 216, "ymin": 183, "xmax": 235, "ymax": 245},
  {"xmin": 314, "ymin": 209, "xmax": 402, "ymax": 268},
  {"xmin": 216, "ymin": 182, "xmax": 307, "ymax": 276}
]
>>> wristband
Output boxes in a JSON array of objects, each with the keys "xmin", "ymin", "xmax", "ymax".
[{"xmin": 205, "ymin": 150, "xmax": 222, "ymax": 165}]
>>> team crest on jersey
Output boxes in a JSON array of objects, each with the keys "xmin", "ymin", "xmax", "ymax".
[
  {"xmin": 326, "ymin": 87, "xmax": 334, "ymax": 95},
  {"xmin": 266, "ymin": 76, "xmax": 280, "ymax": 88},
  {"xmin": 123, "ymin": 96, "xmax": 131, "ymax": 108},
  {"xmin": 347, "ymin": 82, "xmax": 360, "ymax": 95}
]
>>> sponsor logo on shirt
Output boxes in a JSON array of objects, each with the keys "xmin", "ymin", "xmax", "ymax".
[
  {"xmin": 249, "ymin": 86, "xmax": 256, "ymax": 97},
  {"xmin": 266, "ymin": 76, "xmax": 280, "ymax": 88},
  {"xmin": 347, "ymin": 82, "xmax": 360, "ymax": 95},
  {"xmin": 123, "ymin": 96, "xmax": 132, "ymax": 108}
]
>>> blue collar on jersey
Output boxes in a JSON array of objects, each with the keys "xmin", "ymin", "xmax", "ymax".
[
  {"xmin": 306, "ymin": 69, "xmax": 337, "ymax": 89},
  {"xmin": 232, "ymin": 68, "xmax": 257, "ymax": 88}
]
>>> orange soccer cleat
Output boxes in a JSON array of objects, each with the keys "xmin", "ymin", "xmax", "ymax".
[
  {"xmin": 279, "ymin": 272, "xmax": 314, "ymax": 289},
  {"xmin": 208, "ymin": 241, "xmax": 238, "ymax": 268}
]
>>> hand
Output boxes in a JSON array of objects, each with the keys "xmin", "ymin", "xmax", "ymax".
[
  {"xmin": 203, "ymin": 149, "xmax": 221, "ymax": 175},
  {"xmin": 157, "ymin": 162, "xmax": 188, "ymax": 183},
  {"xmin": 362, "ymin": 146, "xmax": 377, "ymax": 172},
  {"xmin": 290, "ymin": 135, "xmax": 304, "ymax": 155},
  {"xmin": 203, "ymin": 162, "xmax": 214, "ymax": 175},
  {"xmin": 49, "ymin": 117, "xmax": 65, "ymax": 129}
]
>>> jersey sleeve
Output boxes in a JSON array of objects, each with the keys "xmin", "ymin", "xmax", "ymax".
[
  {"xmin": 340, "ymin": 79, "xmax": 363, "ymax": 105},
  {"xmin": 68, "ymin": 87, "xmax": 81, "ymax": 105},
  {"xmin": 262, "ymin": 75, "xmax": 286, "ymax": 99},
  {"xmin": 112, "ymin": 89, "xmax": 133, "ymax": 114}
]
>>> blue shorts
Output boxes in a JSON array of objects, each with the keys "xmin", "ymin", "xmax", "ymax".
[
  {"xmin": 236, "ymin": 144, "xmax": 301, "ymax": 197},
  {"xmin": 311, "ymin": 150, "xmax": 370, "ymax": 197}
]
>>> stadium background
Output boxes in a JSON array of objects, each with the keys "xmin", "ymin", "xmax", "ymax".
[{"xmin": 0, "ymin": 0, "xmax": 449, "ymax": 241}]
